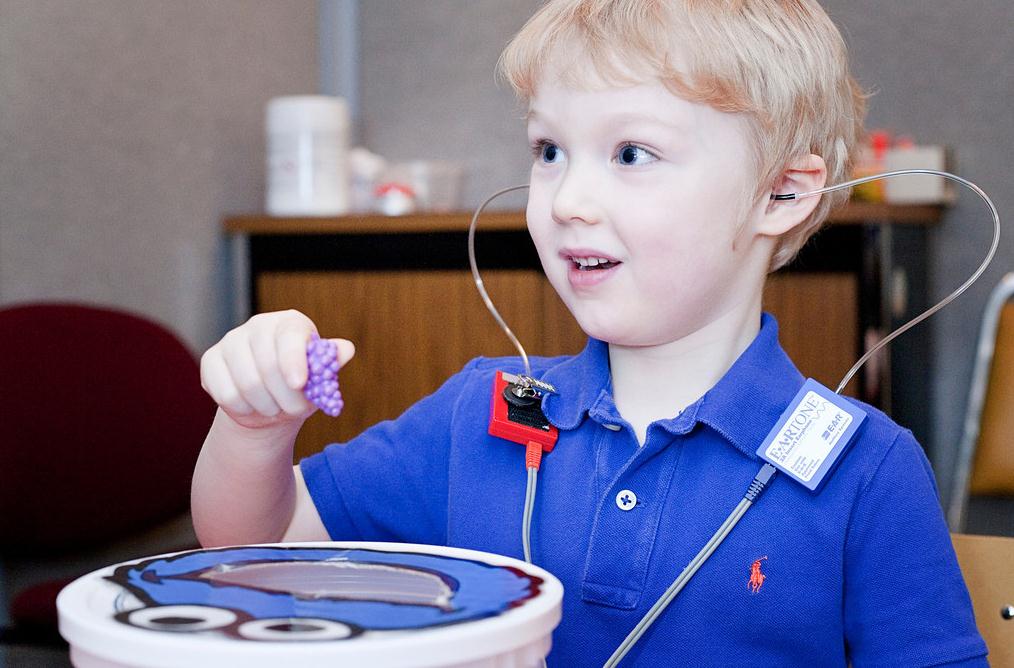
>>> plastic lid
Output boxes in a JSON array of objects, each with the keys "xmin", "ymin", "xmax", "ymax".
[
  {"xmin": 57, "ymin": 541, "xmax": 563, "ymax": 668},
  {"xmin": 266, "ymin": 95, "xmax": 349, "ymax": 132}
]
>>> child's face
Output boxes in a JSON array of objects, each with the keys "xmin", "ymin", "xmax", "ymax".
[{"xmin": 525, "ymin": 74, "xmax": 770, "ymax": 347}]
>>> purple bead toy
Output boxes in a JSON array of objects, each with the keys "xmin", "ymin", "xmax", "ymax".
[{"xmin": 304, "ymin": 334, "xmax": 344, "ymax": 417}]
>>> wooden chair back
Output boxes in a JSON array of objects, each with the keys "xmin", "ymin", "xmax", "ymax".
[
  {"xmin": 970, "ymin": 300, "xmax": 1014, "ymax": 495},
  {"xmin": 951, "ymin": 533, "xmax": 1014, "ymax": 665},
  {"xmin": 949, "ymin": 274, "xmax": 1014, "ymax": 530}
]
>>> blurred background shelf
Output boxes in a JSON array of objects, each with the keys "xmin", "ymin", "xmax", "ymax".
[{"xmin": 224, "ymin": 203, "xmax": 944, "ymax": 234}]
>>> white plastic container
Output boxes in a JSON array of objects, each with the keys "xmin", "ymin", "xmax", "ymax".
[
  {"xmin": 266, "ymin": 96, "xmax": 350, "ymax": 216},
  {"xmin": 378, "ymin": 160, "xmax": 464, "ymax": 213},
  {"xmin": 883, "ymin": 145, "xmax": 954, "ymax": 204},
  {"xmin": 57, "ymin": 542, "xmax": 563, "ymax": 668}
]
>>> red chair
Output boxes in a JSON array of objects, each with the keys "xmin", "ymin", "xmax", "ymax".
[{"xmin": 0, "ymin": 302, "xmax": 216, "ymax": 646}]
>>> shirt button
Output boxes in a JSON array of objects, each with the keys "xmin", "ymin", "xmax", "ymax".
[
  {"xmin": 603, "ymin": 423, "xmax": 622, "ymax": 431},
  {"xmin": 615, "ymin": 489, "xmax": 638, "ymax": 511}
]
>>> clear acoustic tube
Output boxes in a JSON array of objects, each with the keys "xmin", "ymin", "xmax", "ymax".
[
  {"xmin": 467, "ymin": 184, "xmax": 533, "ymax": 376},
  {"xmin": 468, "ymin": 170, "xmax": 1001, "ymax": 668},
  {"xmin": 468, "ymin": 171, "xmax": 1000, "ymax": 394},
  {"xmin": 776, "ymin": 169, "xmax": 1000, "ymax": 394},
  {"xmin": 602, "ymin": 169, "xmax": 1000, "ymax": 668}
]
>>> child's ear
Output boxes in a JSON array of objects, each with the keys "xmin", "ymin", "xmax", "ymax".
[{"xmin": 758, "ymin": 154, "xmax": 828, "ymax": 237}]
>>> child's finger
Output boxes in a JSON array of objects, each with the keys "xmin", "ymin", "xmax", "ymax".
[
  {"xmin": 333, "ymin": 339, "xmax": 356, "ymax": 368},
  {"xmin": 201, "ymin": 350, "xmax": 256, "ymax": 415},
  {"xmin": 251, "ymin": 328, "xmax": 311, "ymax": 416},
  {"xmin": 278, "ymin": 325, "xmax": 315, "ymax": 390},
  {"xmin": 221, "ymin": 337, "xmax": 282, "ymax": 417}
]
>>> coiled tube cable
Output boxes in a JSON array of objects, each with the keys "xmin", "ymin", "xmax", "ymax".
[
  {"xmin": 467, "ymin": 170, "xmax": 1000, "ymax": 667},
  {"xmin": 603, "ymin": 170, "xmax": 1000, "ymax": 668}
]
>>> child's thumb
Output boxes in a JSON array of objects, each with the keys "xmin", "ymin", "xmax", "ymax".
[{"xmin": 333, "ymin": 339, "xmax": 356, "ymax": 368}]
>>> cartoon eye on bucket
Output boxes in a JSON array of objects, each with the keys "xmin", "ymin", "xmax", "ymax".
[
  {"xmin": 118, "ymin": 605, "xmax": 237, "ymax": 633},
  {"xmin": 236, "ymin": 617, "xmax": 357, "ymax": 641}
]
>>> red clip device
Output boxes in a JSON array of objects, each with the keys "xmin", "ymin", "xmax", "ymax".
[{"xmin": 488, "ymin": 371, "xmax": 558, "ymax": 455}]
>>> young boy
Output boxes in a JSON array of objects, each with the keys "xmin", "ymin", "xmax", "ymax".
[{"xmin": 193, "ymin": 1, "xmax": 988, "ymax": 665}]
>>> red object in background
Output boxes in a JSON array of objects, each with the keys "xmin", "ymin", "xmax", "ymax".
[
  {"xmin": 870, "ymin": 129, "xmax": 892, "ymax": 161},
  {"xmin": 0, "ymin": 303, "xmax": 214, "ymax": 643},
  {"xmin": 0, "ymin": 303, "xmax": 216, "ymax": 555},
  {"xmin": 488, "ymin": 371, "xmax": 558, "ymax": 454}
]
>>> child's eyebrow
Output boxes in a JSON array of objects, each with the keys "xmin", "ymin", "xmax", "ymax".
[
  {"xmin": 608, "ymin": 112, "xmax": 688, "ymax": 132},
  {"xmin": 525, "ymin": 108, "xmax": 687, "ymax": 133}
]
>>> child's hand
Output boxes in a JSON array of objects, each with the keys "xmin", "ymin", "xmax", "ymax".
[{"xmin": 200, "ymin": 310, "xmax": 355, "ymax": 430}]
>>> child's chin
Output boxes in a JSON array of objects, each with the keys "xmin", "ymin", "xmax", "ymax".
[
  {"xmin": 580, "ymin": 319, "xmax": 680, "ymax": 348},
  {"xmin": 573, "ymin": 318, "xmax": 643, "ymax": 346},
  {"xmin": 566, "ymin": 301, "xmax": 670, "ymax": 346}
]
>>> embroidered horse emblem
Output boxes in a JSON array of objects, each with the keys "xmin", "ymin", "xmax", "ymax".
[{"xmin": 748, "ymin": 556, "xmax": 767, "ymax": 594}]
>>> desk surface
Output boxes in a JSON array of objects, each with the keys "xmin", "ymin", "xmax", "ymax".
[{"xmin": 223, "ymin": 203, "xmax": 943, "ymax": 235}]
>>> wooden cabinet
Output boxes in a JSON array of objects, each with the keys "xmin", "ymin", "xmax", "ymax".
[
  {"xmin": 225, "ymin": 204, "xmax": 941, "ymax": 460},
  {"xmin": 256, "ymin": 269, "xmax": 583, "ymax": 459}
]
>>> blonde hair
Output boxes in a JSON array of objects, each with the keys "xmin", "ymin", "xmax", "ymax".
[{"xmin": 499, "ymin": 0, "xmax": 867, "ymax": 269}]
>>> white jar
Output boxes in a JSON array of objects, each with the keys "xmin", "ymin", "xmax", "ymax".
[{"xmin": 266, "ymin": 96, "xmax": 350, "ymax": 216}]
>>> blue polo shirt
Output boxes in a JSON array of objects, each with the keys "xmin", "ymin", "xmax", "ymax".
[{"xmin": 301, "ymin": 314, "xmax": 987, "ymax": 667}]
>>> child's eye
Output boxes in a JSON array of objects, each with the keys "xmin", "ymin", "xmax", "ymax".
[
  {"xmin": 616, "ymin": 144, "xmax": 657, "ymax": 166},
  {"xmin": 531, "ymin": 140, "xmax": 563, "ymax": 164}
]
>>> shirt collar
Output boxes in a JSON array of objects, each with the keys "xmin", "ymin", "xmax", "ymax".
[
  {"xmin": 694, "ymin": 313, "xmax": 805, "ymax": 459},
  {"xmin": 540, "ymin": 337, "xmax": 612, "ymax": 430},
  {"xmin": 538, "ymin": 313, "xmax": 805, "ymax": 459}
]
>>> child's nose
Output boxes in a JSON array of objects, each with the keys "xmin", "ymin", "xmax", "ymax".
[{"xmin": 550, "ymin": 166, "xmax": 604, "ymax": 226}]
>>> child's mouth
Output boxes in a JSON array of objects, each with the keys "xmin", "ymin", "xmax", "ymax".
[
  {"xmin": 565, "ymin": 254, "xmax": 622, "ymax": 289},
  {"xmin": 570, "ymin": 256, "xmax": 620, "ymax": 271}
]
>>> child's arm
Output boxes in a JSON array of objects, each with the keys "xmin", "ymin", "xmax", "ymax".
[
  {"xmin": 843, "ymin": 430, "xmax": 988, "ymax": 666},
  {"xmin": 190, "ymin": 310, "xmax": 355, "ymax": 547}
]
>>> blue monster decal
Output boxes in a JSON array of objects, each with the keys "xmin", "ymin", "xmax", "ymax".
[{"xmin": 107, "ymin": 546, "xmax": 542, "ymax": 641}]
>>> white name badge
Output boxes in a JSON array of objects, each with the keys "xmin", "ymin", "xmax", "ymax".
[{"xmin": 756, "ymin": 379, "xmax": 867, "ymax": 492}]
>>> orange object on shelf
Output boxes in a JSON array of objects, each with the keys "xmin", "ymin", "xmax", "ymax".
[{"xmin": 852, "ymin": 129, "xmax": 892, "ymax": 203}]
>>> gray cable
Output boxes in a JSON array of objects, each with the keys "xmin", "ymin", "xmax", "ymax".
[
  {"xmin": 603, "ymin": 499, "xmax": 752, "ymax": 667},
  {"xmin": 520, "ymin": 465, "xmax": 546, "ymax": 668},
  {"xmin": 601, "ymin": 170, "xmax": 1000, "ymax": 667},
  {"xmin": 522, "ymin": 467, "xmax": 537, "ymax": 564},
  {"xmin": 467, "ymin": 185, "xmax": 545, "ymax": 664},
  {"xmin": 464, "ymin": 170, "xmax": 1000, "ymax": 667}
]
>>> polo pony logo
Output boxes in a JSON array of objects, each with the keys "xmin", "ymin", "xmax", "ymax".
[{"xmin": 748, "ymin": 556, "xmax": 767, "ymax": 594}]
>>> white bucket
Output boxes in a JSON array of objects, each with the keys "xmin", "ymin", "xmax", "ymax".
[
  {"xmin": 266, "ymin": 95, "xmax": 350, "ymax": 216},
  {"xmin": 57, "ymin": 542, "xmax": 562, "ymax": 668}
]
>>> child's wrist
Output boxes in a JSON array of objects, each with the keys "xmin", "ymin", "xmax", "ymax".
[{"xmin": 214, "ymin": 407, "xmax": 305, "ymax": 447}]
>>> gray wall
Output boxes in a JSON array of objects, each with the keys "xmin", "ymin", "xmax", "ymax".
[
  {"xmin": 0, "ymin": 0, "xmax": 319, "ymax": 354},
  {"xmin": 358, "ymin": 0, "xmax": 544, "ymax": 212},
  {"xmin": 353, "ymin": 1, "xmax": 1014, "ymax": 502}
]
